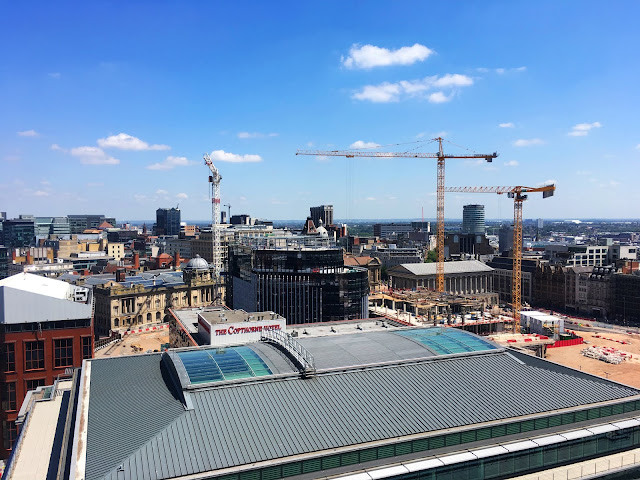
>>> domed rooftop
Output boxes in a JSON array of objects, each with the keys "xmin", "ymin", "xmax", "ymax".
[
  {"xmin": 185, "ymin": 254, "xmax": 209, "ymax": 270},
  {"xmin": 316, "ymin": 218, "xmax": 329, "ymax": 238}
]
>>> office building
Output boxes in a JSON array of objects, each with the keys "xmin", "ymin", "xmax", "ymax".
[
  {"xmin": 498, "ymin": 224, "xmax": 514, "ymax": 254},
  {"xmin": 14, "ymin": 327, "xmax": 640, "ymax": 480},
  {"xmin": 310, "ymin": 204, "xmax": 334, "ymax": 227},
  {"xmin": 68, "ymin": 215, "xmax": 115, "ymax": 234},
  {"xmin": 0, "ymin": 273, "xmax": 93, "ymax": 459},
  {"xmin": 34, "ymin": 216, "xmax": 71, "ymax": 237},
  {"xmin": 0, "ymin": 246, "xmax": 7, "ymax": 280},
  {"xmin": 155, "ymin": 208, "xmax": 181, "ymax": 236},
  {"xmin": 369, "ymin": 245, "xmax": 423, "ymax": 268},
  {"xmin": 227, "ymin": 236, "xmax": 369, "ymax": 324},
  {"xmin": 462, "ymin": 204, "xmax": 485, "ymax": 234},
  {"xmin": 487, "ymin": 255, "xmax": 538, "ymax": 306},
  {"xmin": 388, "ymin": 260, "xmax": 493, "ymax": 294},
  {"xmin": 1, "ymin": 218, "xmax": 35, "ymax": 250}
]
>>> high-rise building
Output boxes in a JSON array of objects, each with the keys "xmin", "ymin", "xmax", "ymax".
[
  {"xmin": 227, "ymin": 235, "xmax": 369, "ymax": 324},
  {"xmin": 155, "ymin": 208, "xmax": 181, "ymax": 236},
  {"xmin": 499, "ymin": 224, "xmax": 514, "ymax": 254},
  {"xmin": 462, "ymin": 204, "xmax": 485, "ymax": 234},
  {"xmin": 34, "ymin": 216, "xmax": 71, "ymax": 237},
  {"xmin": 310, "ymin": 205, "xmax": 333, "ymax": 227},
  {"xmin": 0, "ymin": 246, "xmax": 7, "ymax": 280}
]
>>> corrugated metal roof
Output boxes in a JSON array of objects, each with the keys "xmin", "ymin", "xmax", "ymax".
[
  {"xmin": 389, "ymin": 260, "xmax": 493, "ymax": 277},
  {"xmin": 86, "ymin": 347, "xmax": 640, "ymax": 480}
]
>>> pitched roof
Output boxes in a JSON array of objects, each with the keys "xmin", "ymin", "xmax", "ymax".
[
  {"xmin": 389, "ymin": 260, "xmax": 493, "ymax": 276},
  {"xmin": 82, "ymin": 328, "xmax": 640, "ymax": 480},
  {"xmin": 98, "ymin": 221, "xmax": 114, "ymax": 229}
]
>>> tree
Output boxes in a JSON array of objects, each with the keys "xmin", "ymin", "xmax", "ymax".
[{"xmin": 425, "ymin": 250, "xmax": 437, "ymax": 263}]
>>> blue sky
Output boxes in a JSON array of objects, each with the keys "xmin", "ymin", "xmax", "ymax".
[{"xmin": 1, "ymin": 1, "xmax": 639, "ymax": 222}]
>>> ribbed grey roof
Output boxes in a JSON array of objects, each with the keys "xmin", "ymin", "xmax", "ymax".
[
  {"xmin": 389, "ymin": 260, "xmax": 493, "ymax": 276},
  {"xmin": 86, "ymin": 347, "xmax": 640, "ymax": 480}
]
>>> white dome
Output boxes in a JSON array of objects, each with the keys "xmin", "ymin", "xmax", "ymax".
[{"xmin": 185, "ymin": 254, "xmax": 209, "ymax": 270}]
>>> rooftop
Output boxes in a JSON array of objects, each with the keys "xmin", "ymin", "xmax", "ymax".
[
  {"xmin": 74, "ymin": 327, "xmax": 640, "ymax": 480},
  {"xmin": 389, "ymin": 260, "xmax": 493, "ymax": 276},
  {"xmin": 0, "ymin": 273, "xmax": 92, "ymax": 324}
]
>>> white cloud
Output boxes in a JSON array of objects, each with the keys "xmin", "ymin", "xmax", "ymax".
[
  {"xmin": 428, "ymin": 91, "xmax": 452, "ymax": 103},
  {"xmin": 476, "ymin": 67, "xmax": 489, "ymax": 73},
  {"xmin": 48, "ymin": 72, "xmax": 61, "ymax": 79},
  {"xmin": 97, "ymin": 133, "xmax": 170, "ymax": 150},
  {"xmin": 156, "ymin": 189, "xmax": 169, "ymax": 195},
  {"xmin": 608, "ymin": 180, "xmax": 620, "ymax": 187},
  {"xmin": 50, "ymin": 143, "xmax": 65, "ymax": 151},
  {"xmin": 34, "ymin": 190, "xmax": 49, "ymax": 197},
  {"xmin": 576, "ymin": 170, "xmax": 592, "ymax": 176},
  {"xmin": 40, "ymin": 180, "xmax": 51, "ymax": 186},
  {"xmin": 513, "ymin": 138, "xmax": 545, "ymax": 147},
  {"xmin": 568, "ymin": 122, "xmax": 601, "ymax": 137},
  {"xmin": 270, "ymin": 199, "xmax": 287, "ymax": 205},
  {"xmin": 366, "ymin": 197, "xmax": 376, "ymax": 201},
  {"xmin": 176, "ymin": 193, "xmax": 188, "ymax": 199},
  {"xmin": 147, "ymin": 156, "xmax": 193, "ymax": 170},
  {"xmin": 239, "ymin": 196, "xmax": 247, "ymax": 201},
  {"xmin": 353, "ymin": 74, "xmax": 473, "ymax": 103},
  {"xmin": 17, "ymin": 130, "xmax": 38, "ymax": 137},
  {"xmin": 342, "ymin": 43, "xmax": 433, "ymax": 69},
  {"xmin": 70, "ymin": 146, "xmax": 120, "ymax": 165},
  {"xmin": 349, "ymin": 140, "xmax": 380, "ymax": 149},
  {"xmin": 315, "ymin": 155, "xmax": 330, "ymax": 163},
  {"xmin": 504, "ymin": 160, "xmax": 519, "ymax": 167},
  {"xmin": 499, "ymin": 122, "xmax": 515, "ymax": 128},
  {"xmin": 496, "ymin": 68, "xmax": 506, "ymax": 74},
  {"xmin": 3, "ymin": 155, "xmax": 20, "ymax": 162},
  {"xmin": 209, "ymin": 150, "xmax": 262, "ymax": 163},
  {"xmin": 237, "ymin": 132, "xmax": 278, "ymax": 139},
  {"xmin": 636, "ymin": 144, "xmax": 640, "ymax": 150}
]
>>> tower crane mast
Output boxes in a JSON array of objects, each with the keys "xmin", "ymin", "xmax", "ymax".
[
  {"xmin": 204, "ymin": 153, "xmax": 223, "ymax": 301},
  {"xmin": 444, "ymin": 184, "xmax": 556, "ymax": 331},
  {"xmin": 297, "ymin": 137, "xmax": 498, "ymax": 292}
]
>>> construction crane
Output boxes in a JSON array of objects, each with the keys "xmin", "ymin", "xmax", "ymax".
[
  {"xmin": 444, "ymin": 184, "xmax": 556, "ymax": 331},
  {"xmin": 297, "ymin": 137, "xmax": 498, "ymax": 292},
  {"xmin": 204, "ymin": 153, "xmax": 223, "ymax": 302}
]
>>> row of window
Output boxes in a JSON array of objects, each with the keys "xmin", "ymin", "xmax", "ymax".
[
  {"xmin": 214, "ymin": 401, "xmax": 640, "ymax": 480},
  {"xmin": 1, "ymin": 379, "xmax": 46, "ymax": 412},
  {"xmin": 2, "ymin": 337, "xmax": 91, "ymax": 373}
]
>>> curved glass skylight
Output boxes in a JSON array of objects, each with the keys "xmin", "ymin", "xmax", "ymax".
[
  {"xmin": 176, "ymin": 346, "xmax": 272, "ymax": 385},
  {"xmin": 396, "ymin": 328, "xmax": 497, "ymax": 355}
]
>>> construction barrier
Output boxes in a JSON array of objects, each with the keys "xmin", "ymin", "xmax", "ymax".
[
  {"xmin": 123, "ymin": 323, "xmax": 169, "ymax": 335},
  {"xmin": 548, "ymin": 337, "xmax": 584, "ymax": 348}
]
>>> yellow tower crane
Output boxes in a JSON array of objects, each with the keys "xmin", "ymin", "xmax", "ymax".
[
  {"xmin": 444, "ymin": 184, "xmax": 556, "ymax": 331},
  {"xmin": 297, "ymin": 137, "xmax": 498, "ymax": 292}
]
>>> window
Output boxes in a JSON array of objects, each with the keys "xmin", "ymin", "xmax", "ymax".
[
  {"xmin": 3, "ymin": 420, "xmax": 18, "ymax": 450},
  {"xmin": 54, "ymin": 338, "xmax": 74, "ymax": 368},
  {"xmin": 82, "ymin": 336, "xmax": 92, "ymax": 360},
  {"xmin": 1, "ymin": 382, "xmax": 16, "ymax": 411},
  {"xmin": 26, "ymin": 378, "xmax": 45, "ymax": 392},
  {"xmin": 25, "ymin": 340, "xmax": 45, "ymax": 370},
  {"xmin": 3, "ymin": 343, "xmax": 15, "ymax": 372}
]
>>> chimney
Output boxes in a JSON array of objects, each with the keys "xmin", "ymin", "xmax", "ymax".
[
  {"xmin": 134, "ymin": 252, "xmax": 140, "ymax": 269},
  {"xmin": 26, "ymin": 250, "xmax": 33, "ymax": 265},
  {"xmin": 174, "ymin": 252, "xmax": 181, "ymax": 269},
  {"xmin": 116, "ymin": 269, "xmax": 126, "ymax": 282}
]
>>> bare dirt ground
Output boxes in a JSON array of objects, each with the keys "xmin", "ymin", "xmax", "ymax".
[
  {"xmin": 545, "ymin": 328, "xmax": 640, "ymax": 388},
  {"xmin": 94, "ymin": 329, "xmax": 170, "ymax": 358}
]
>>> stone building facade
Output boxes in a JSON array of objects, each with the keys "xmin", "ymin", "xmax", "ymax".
[{"xmin": 93, "ymin": 256, "xmax": 215, "ymax": 336}]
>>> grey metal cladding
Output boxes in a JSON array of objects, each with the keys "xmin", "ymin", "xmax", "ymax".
[
  {"xmin": 93, "ymin": 351, "xmax": 639, "ymax": 480},
  {"xmin": 86, "ymin": 355, "xmax": 185, "ymax": 480}
]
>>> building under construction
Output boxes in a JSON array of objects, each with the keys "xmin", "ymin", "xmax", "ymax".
[{"xmin": 370, "ymin": 287, "xmax": 502, "ymax": 334}]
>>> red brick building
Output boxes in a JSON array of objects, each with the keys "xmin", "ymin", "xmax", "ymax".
[{"xmin": 0, "ymin": 273, "xmax": 93, "ymax": 459}]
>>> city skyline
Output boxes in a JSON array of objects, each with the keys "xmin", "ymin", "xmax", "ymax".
[{"xmin": 2, "ymin": 2, "xmax": 640, "ymax": 220}]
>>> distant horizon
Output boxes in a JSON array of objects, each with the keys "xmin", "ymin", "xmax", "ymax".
[{"xmin": 119, "ymin": 218, "xmax": 640, "ymax": 225}]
